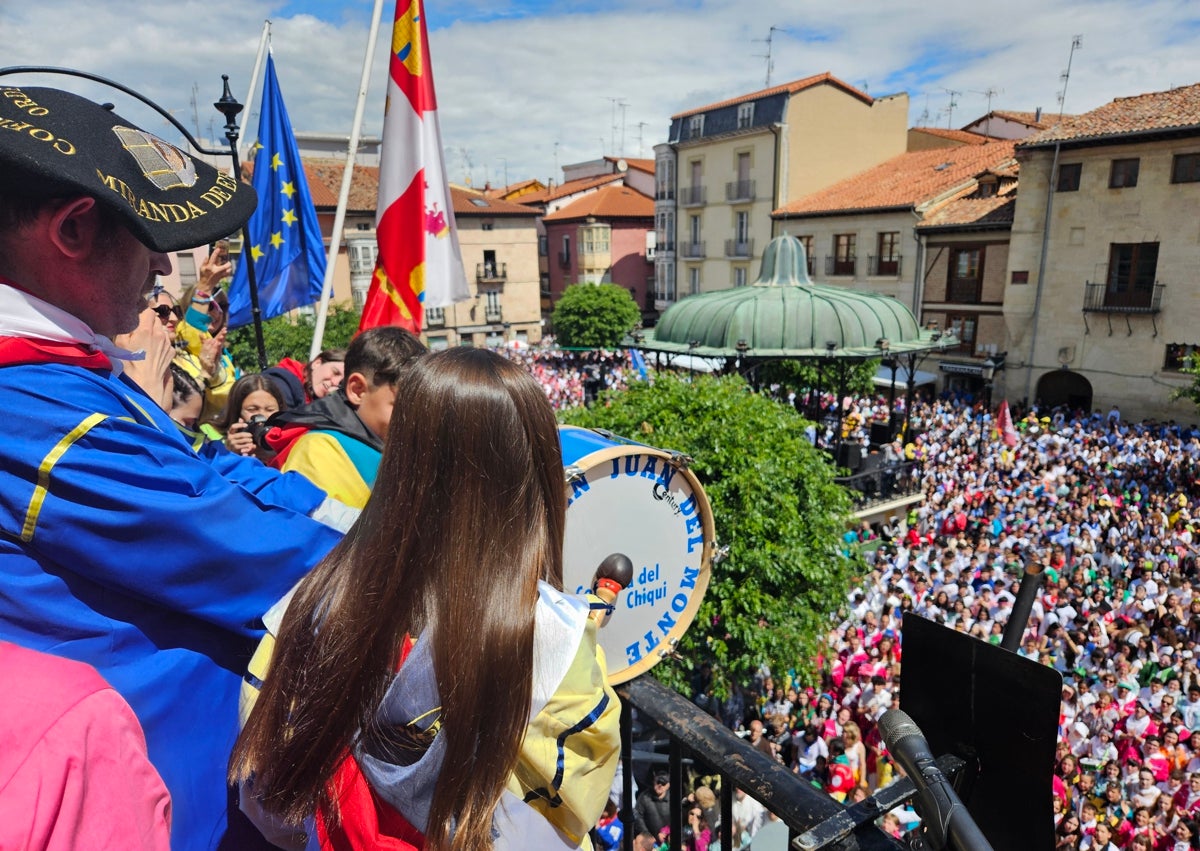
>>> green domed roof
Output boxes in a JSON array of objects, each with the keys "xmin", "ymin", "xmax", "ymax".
[{"xmin": 641, "ymin": 235, "xmax": 951, "ymax": 358}]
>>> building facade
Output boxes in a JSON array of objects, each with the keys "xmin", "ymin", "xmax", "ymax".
[
  {"xmin": 1004, "ymin": 83, "xmax": 1200, "ymax": 419},
  {"xmin": 653, "ymin": 73, "xmax": 909, "ymax": 313}
]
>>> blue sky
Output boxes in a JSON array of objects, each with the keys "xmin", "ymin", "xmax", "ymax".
[{"xmin": 6, "ymin": 1, "xmax": 1200, "ymax": 186}]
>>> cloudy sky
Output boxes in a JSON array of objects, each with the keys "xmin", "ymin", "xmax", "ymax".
[{"xmin": 5, "ymin": 0, "xmax": 1200, "ymax": 188}]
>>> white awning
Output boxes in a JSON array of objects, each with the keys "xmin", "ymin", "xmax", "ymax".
[{"xmin": 873, "ymin": 365, "xmax": 938, "ymax": 387}]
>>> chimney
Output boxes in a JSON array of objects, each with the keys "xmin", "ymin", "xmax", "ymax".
[{"xmin": 1034, "ymin": 107, "xmax": 1042, "ymax": 123}]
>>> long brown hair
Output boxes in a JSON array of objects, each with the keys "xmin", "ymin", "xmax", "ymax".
[{"xmin": 230, "ymin": 348, "xmax": 566, "ymax": 851}]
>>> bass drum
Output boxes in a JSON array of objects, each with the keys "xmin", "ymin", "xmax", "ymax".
[{"xmin": 560, "ymin": 426, "xmax": 714, "ymax": 684}]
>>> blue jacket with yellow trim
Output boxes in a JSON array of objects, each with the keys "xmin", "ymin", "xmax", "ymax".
[{"xmin": 0, "ymin": 362, "xmax": 343, "ymax": 851}]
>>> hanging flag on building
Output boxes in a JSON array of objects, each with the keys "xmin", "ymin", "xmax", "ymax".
[
  {"xmin": 359, "ymin": 0, "xmax": 468, "ymax": 334},
  {"xmin": 228, "ymin": 53, "xmax": 326, "ymax": 329},
  {"xmin": 997, "ymin": 399, "xmax": 1018, "ymax": 447}
]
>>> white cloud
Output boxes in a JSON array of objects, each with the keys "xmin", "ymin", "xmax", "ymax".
[{"xmin": 5, "ymin": 0, "xmax": 1200, "ymax": 188}]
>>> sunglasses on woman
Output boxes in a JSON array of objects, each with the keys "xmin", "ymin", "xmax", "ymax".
[{"xmin": 151, "ymin": 305, "xmax": 183, "ymax": 320}]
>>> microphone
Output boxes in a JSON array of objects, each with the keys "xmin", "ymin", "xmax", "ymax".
[
  {"xmin": 877, "ymin": 709, "xmax": 992, "ymax": 851},
  {"xmin": 589, "ymin": 553, "xmax": 634, "ymax": 627}
]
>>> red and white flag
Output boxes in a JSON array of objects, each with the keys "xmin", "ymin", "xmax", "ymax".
[
  {"xmin": 359, "ymin": 0, "xmax": 469, "ymax": 334},
  {"xmin": 997, "ymin": 399, "xmax": 1018, "ymax": 447}
]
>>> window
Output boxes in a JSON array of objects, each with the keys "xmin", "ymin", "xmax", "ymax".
[
  {"xmin": 689, "ymin": 267, "xmax": 701, "ymax": 295},
  {"xmin": 176, "ymin": 252, "xmax": 198, "ymax": 286},
  {"xmin": 560, "ymin": 235, "xmax": 571, "ymax": 268},
  {"xmin": 1164, "ymin": 343, "xmax": 1200, "ymax": 371},
  {"xmin": 347, "ymin": 240, "xmax": 378, "ymax": 275},
  {"xmin": 578, "ymin": 224, "xmax": 611, "ymax": 255},
  {"xmin": 735, "ymin": 211, "xmax": 750, "ymax": 243},
  {"xmin": 947, "ymin": 246, "xmax": 984, "ymax": 303},
  {"xmin": 737, "ymin": 152, "xmax": 751, "ymax": 182},
  {"xmin": 689, "ymin": 215, "xmax": 701, "ymax": 244},
  {"xmin": 947, "ymin": 315, "xmax": 977, "ymax": 355},
  {"xmin": 734, "ymin": 267, "xmax": 747, "ymax": 287},
  {"xmin": 737, "ymin": 103, "xmax": 754, "ymax": 129},
  {"xmin": 656, "ymin": 260, "xmax": 676, "ymax": 302},
  {"xmin": 1109, "ymin": 158, "xmax": 1140, "ymax": 188},
  {"xmin": 833, "ymin": 234, "xmax": 856, "ymax": 276},
  {"xmin": 688, "ymin": 114, "xmax": 704, "ymax": 139},
  {"xmin": 875, "ymin": 232, "xmax": 900, "ymax": 276},
  {"xmin": 656, "ymin": 157, "xmax": 675, "ymax": 200},
  {"xmin": 1172, "ymin": 153, "xmax": 1200, "ymax": 184},
  {"xmin": 1056, "ymin": 163, "xmax": 1082, "ymax": 192},
  {"xmin": 425, "ymin": 306, "xmax": 445, "ymax": 325},
  {"xmin": 797, "ymin": 235, "xmax": 815, "ymax": 276},
  {"xmin": 538, "ymin": 235, "xmax": 548, "ymax": 256},
  {"xmin": 1105, "ymin": 242, "xmax": 1159, "ymax": 307}
]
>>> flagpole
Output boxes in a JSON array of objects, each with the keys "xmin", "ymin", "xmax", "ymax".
[
  {"xmin": 309, "ymin": 0, "xmax": 386, "ymax": 360},
  {"xmin": 239, "ymin": 21, "xmax": 271, "ymax": 163}
]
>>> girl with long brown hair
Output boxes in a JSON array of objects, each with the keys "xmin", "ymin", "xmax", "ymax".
[{"xmin": 231, "ymin": 348, "xmax": 620, "ymax": 851}]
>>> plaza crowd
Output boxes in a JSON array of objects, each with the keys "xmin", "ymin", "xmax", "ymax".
[
  {"xmin": 689, "ymin": 394, "xmax": 1200, "ymax": 849},
  {"xmin": 497, "ymin": 340, "xmax": 635, "ymax": 409}
]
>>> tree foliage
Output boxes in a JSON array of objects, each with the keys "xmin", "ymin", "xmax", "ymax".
[
  {"xmin": 551, "ymin": 283, "xmax": 641, "ymax": 349},
  {"xmin": 1170, "ymin": 358, "xmax": 1200, "ymax": 409},
  {"xmin": 562, "ymin": 372, "xmax": 861, "ymax": 696},
  {"xmin": 227, "ymin": 304, "xmax": 361, "ymax": 373},
  {"xmin": 753, "ymin": 357, "xmax": 879, "ymax": 399}
]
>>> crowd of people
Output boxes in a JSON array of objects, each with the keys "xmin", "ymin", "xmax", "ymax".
[
  {"xmin": 498, "ymin": 341, "xmax": 635, "ymax": 410},
  {"xmin": 684, "ymin": 394, "xmax": 1200, "ymax": 849}
]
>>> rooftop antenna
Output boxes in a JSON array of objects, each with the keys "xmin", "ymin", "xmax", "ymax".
[
  {"xmin": 459, "ymin": 147, "xmax": 473, "ymax": 185},
  {"xmin": 497, "ymin": 156, "xmax": 508, "ymax": 189},
  {"xmin": 971, "ymin": 86, "xmax": 1003, "ymax": 136},
  {"xmin": 918, "ymin": 93, "xmax": 931, "ymax": 126},
  {"xmin": 553, "ymin": 140, "xmax": 560, "ymax": 176},
  {"xmin": 189, "ymin": 82, "xmax": 201, "ymax": 141},
  {"xmin": 618, "ymin": 101, "xmax": 629, "ymax": 157},
  {"xmin": 602, "ymin": 96, "xmax": 625, "ymax": 155},
  {"xmin": 636, "ymin": 121, "xmax": 649, "ymax": 157},
  {"xmin": 753, "ymin": 26, "xmax": 784, "ymax": 87},
  {"xmin": 1057, "ymin": 34, "xmax": 1083, "ymax": 118},
  {"xmin": 942, "ymin": 87, "xmax": 961, "ymax": 128}
]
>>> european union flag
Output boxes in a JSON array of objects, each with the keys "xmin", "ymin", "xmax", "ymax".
[{"xmin": 228, "ymin": 53, "xmax": 326, "ymax": 329}]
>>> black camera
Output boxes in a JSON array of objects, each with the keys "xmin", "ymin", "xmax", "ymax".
[{"xmin": 245, "ymin": 414, "xmax": 272, "ymax": 449}]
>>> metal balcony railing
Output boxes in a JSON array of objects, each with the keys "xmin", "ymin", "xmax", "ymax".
[
  {"xmin": 868, "ymin": 254, "xmax": 903, "ymax": 277},
  {"xmin": 724, "ymin": 238, "xmax": 754, "ymax": 258},
  {"xmin": 725, "ymin": 179, "xmax": 755, "ymax": 202},
  {"xmin": 424, "ymin": 307, "xmax": 445, "ymax": 327},
  {"xmin": 484, "ymin": 305, "xmax": 503, "ymax": 323},
  {"xmin": 476, "ymin": 262, "xmax": 507, "ymax": 282},
  {"xmin": 833, "ymin": 460, "xmax": 921, "ymax": 510},
  {"xmin": 1083, "ymin": 281, "xmax": 1165, "ymax": 313},
  {"xmin": 680, "ymin": 241, "xmax": 706, "ymax": 259},
  {"xmin": 826, "ymin": 255, "xmax": 857, "ymax": 276},
  {"xmin": 680, "ymin": 185, "xmax": 706, "ymax": 207},
  {"xmin": 614, "ymin": 675, "xmax": 915, "ymax": 851}
]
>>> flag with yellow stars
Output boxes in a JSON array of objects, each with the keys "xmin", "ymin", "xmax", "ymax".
[{"xmin": 228, "ymin": 53, "xmax": 326, "ymax": 329}]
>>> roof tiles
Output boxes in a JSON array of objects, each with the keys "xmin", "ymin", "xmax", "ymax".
[
  {"xmin": 542, "ymin": 185, "xmax": 654, "ymax": 222},
  {"xmin": 1020, "ymin": 82, "xmax": 1200, "ymax": 147},
  {"xmin": 774, "ymin": 140, "xmax": 1018, "ymax": 217},
  {"xmin": 672, "ymin": 71, "xmax": 873, "ymax": 120}
]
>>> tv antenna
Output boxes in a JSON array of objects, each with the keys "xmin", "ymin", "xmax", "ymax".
[
  {"xmin": 753, "ymin": 26, "xmax": 784, "ymax": 87},
  {"xmin": 1057, "ymin": 35, "xmax": 1083, "ymax": 118},
  {"xmin": 941, "ymin": 88, "xmax": 961, "ymax": 128},
  {"xmin": 636, "ymin": 121, "xmax": 649, "ymax": 157},
  {"xmin": 971, "ymin": 87, "xmax": 1003, "ymax": 135},
  {"xmin": 602, "ymin": 96, "xmax": 627, "ymax": 155}
]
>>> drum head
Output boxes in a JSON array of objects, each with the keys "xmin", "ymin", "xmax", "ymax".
[{"xmin": 561, "ymin": 430, "xmax": 714, "ymax": 684}]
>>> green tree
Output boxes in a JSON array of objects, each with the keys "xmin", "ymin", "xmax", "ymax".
[
  {"xmin": 1171, "ymin": 356, "xmax": 1200, "ymax": 409},
  {"xmin": 551, "ymin": 283, "xmax": 640, "ymax": 349},
  {"xmin": 562, "ymin": 372, "xmax": 860, "ymax": 696},
  {"xmin": 753, "ymin": 357, "xmax": 879, "ymax": 400},
  {"xmin": 227, "ymin": 304, "xmax": 361, "ymax": 373}
]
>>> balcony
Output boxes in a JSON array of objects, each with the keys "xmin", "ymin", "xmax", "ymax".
[
  {"xmin": 679, "ymin": 185, "xmax": 706, "ymax": 207},
  {"xmin": 725, "ymin": 179, "xmax": 756, "ymax": 202},
  {"xmin": 826, "ymin": 255, "xmax": 857, "ymax": 276},
  {"xmin": 868, "ymin": 254, "xmax": 903, "ymax": 277},
  {"xmin": 655, "ymin": 187, "xmax": 675, "ymax": 201},
  {"xmin": 679, "ymin": 241, "xmax": 706, "ymax": 259},
  {"xmin": 425, "ymin": 307, "xmax": 446, "ymax": 327},
  {"xmin": 1084, "ymin": 281, "xmax": 1164, "ymax": 313},
  {"xmin": 724, "ymin": 238, "xmax": 754, "ymax": 258},
  {"xmin": 484, "ymin": 305, "xmax": 503, "ymax": 324},
  {"xmin": 476, "ymin": 262, "xmax": 506, "ymax": 283}
]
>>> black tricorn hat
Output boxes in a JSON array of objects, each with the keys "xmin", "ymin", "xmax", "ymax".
[{"xmin": 0, "ymin": 85, "xmax": 256, "ymax": 252}]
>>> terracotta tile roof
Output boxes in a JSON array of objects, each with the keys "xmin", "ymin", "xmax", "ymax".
[
  {"xmin": 990, "ymin": 110, "xmax": 1057, "ymax": 129},
  {"xmin": 244, "ymin": 158, "xmax": 380, "ymax": 212},
  {"xmin": 450, "ymin": 186, "xmax": 540, "ymax": 217},
  {"xmin": 910, "ymin": 127, "xmax": 991, "ymax": 146},
  {"xmin": 542, "ymin": 185, "xmax": 654, "ymax": 222},
  {"xmin": 672, "ymin": 71, "xmax": 872, "ymax": 120},
  {"xmin": 517, "ymin": 173, "xmax": 624, "ymax": 205},
  {"xmin": 1020, "ymin": 82, "xmax": 1200, "ymax": 147},
  {"xmin": 775, "ymin": 140, "xmax": 1018, "ymax": 217},
  {"xmin": 918, "ymin": 195, "xmax": 1017, "ymax": 230},
  {"xmin": 602, "ymin": 156, "xmax": 655, "ymax": 175}
]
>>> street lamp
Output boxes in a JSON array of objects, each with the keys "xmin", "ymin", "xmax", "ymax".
[{"xmin": 978, "ymin": 356, "xmax": 998, "ymax": 446}]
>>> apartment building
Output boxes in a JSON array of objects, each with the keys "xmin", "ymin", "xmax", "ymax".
[
  {"xmin": 653, "ymin": 72, "xmax": 908, "ymax": 311},
  {"xmin": 1004, "ymin": 83, "xmax": 1200, "ymax": 419}
]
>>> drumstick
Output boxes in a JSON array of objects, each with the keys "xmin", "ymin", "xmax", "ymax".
[{"xmin": 590, "ymin": 553, "xmax": 634, "ymax": 628}]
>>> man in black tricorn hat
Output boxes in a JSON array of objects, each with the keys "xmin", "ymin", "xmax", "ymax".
[{"xmin": 0, "ymin": 83, "xmax": 344, "ymax": 849}]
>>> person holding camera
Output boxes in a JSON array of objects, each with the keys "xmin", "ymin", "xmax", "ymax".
[{"xmin": 217, "ymin": 375, "xmax": 287, "ymax": 461}]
